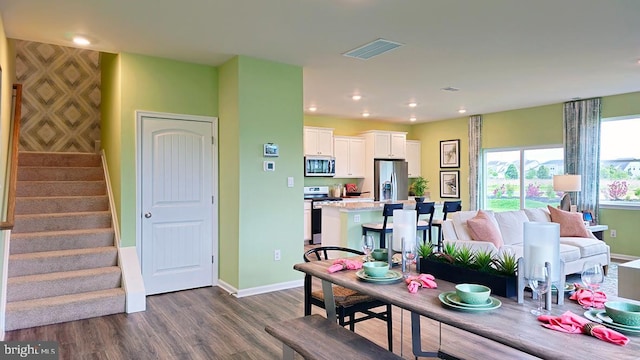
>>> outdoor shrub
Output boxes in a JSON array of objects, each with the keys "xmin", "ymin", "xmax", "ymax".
[
  {"xmin": 505, "ymin": 184, "xmax": 516, "ymax": 197},
  {"xmin": 608, "ymin": 180, "xmax": 628, "ymax": 200},
  {"xmin": 635, "ymin": 188, "xmax": 640, "ymax": 197},
  {"xmin": 543, "ymin": 184, "xmax": 556, "ymax": 198},
  {"xmin": 493, "ymin": 184, "xmax": 506, "ymax": 198},
  {"xmin": 526, "ymin": 183, "xmax": 543, "ymax": 197}
]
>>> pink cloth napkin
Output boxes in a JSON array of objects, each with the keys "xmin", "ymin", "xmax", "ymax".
[
  {"xmin": 405, "ymin": 273, "xmax": 437, "ymax": 293},
  {"xmin": 327, "ymin": 259, "xmax": 363, "ymax": 273},
  {"xmin": 570, "ymin": 287, "xmax": 607, "ymax": 309},
  {"xmin": 538, "ymin": 311, "xmax": 629, "ymax": 346}
]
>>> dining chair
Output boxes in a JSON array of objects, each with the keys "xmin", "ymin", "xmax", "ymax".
[
  {"xmin": 416, "ymin": 201, "xmax": 436, "ymax": 245},
  {"xmin": 303, "ymin": 246, "xmax": 393, "ymax": 351},
  {"xmin": 361, "ymin": 203, "xmax": 404, "ymax": 248},
  {"xmin": 432, "ymin": 200, "xmax": 462, "ymax": 252}
]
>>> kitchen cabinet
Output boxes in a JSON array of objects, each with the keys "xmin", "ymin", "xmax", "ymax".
[
  {"xmin": 361, "ymin": 131, "xmax": 406, "ymax": 159},
  {"xmin": 406, "ymin": 140, "xmax": 421, "ymax": 178},
  {"xmin": 304, "ymin": 127, "xmax": 334, "ymax": 156},
  {"xmin": 304, "ymin": 200, "xmax": 312, "ymax": 242},
  {"xmin": 333, "ymin": 136, "xmax": 365, "ymax": 178}
]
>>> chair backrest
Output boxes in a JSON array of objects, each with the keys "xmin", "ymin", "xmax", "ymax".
[
  {"xmin": 304, "ymin": 246, "xmax": 364, "ymax": 263},
  {"xmin": 381, "ymin": 203, "xmax": 404, "ymax": 228},
  {"xmin": 415, "ymin": 201, "xmax": 436, "ymax": 225},
  {"xmin": 442, "ymin": 201, "xmax": 462, "ymax": 220}
]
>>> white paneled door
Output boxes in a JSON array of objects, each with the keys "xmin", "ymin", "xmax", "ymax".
[{"xmin": 140, "ymin": 114, "xmax": 214, "ymax": 295}]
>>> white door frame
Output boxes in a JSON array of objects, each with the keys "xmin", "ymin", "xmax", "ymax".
[{"xmin": 135, "ymin": 110, "xmax": 219, "ymax": 287}]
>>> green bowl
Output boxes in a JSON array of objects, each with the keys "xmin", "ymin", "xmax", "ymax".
[
  {"xmin": 455, "ymin": 284, "xmax": 491, "ymax": 305},
  {"xmin": 363, "ymin": 261, "xmax": 389, "ymax": 278},
  {"xmin": 604, "ymin": 301, "xmax": 640, "ymax": 326},
  {"xmin": 371, "ymin": 248, "xmax": 388, "ymax": 261}
]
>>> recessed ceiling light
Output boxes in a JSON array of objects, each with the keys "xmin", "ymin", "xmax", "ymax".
[
  {"xmin": 308, "ymin": 106, "xmax": 317, "ymax": 112},
  {"xmin": 408, "ymin": 102, "xmax": 417, "ymax": 108},
  {"xmin": 409, "ymin": 116, "xmax": 417, "ymax": 122},
  {"xmin": 458, "ymin": 109, "xmax": 467, "ymax": 114},
  {"xmin": 352, "ymin": 94, "xmax": 362, "ymax": 101},
  {"xmin": 73, "ymin": 36, "xmax": 91, "ymax": 46},
  {"xmin": 362, "ymin": 112, "xmax": 370, "ymax": 117}
]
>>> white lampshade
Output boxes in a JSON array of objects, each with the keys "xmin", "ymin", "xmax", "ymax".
[{"xmin": 553, "ymin": 174, "xmax": 581, "ymax": 192}]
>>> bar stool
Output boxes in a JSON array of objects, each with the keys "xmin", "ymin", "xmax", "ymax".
[
  {"xmin": 431, "ymin": 201, "xmax": 461, "ymax": 252},
  {"xmin": 361, "ymin": 203, "xmax": 404, "ymax": 248},
  {"xmin": 415, "ymin": 202, "xmax": 436, "ymax": 245}
]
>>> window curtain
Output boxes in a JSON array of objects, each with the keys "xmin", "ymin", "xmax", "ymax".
[
  {"xmin": 563, "ymin": 98, "xmax": 601, "ymax": 222},
  {"xmin": 469, "ymin": 115, "xmax": 483, "ymax": 211}
]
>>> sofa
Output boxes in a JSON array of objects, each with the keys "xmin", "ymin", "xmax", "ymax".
[{"xmin": 440, "ymin": 207, "xmax": 610, "ymax": 276}]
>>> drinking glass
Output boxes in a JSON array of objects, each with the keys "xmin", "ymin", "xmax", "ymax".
[
  {"xmin": 527, "ymin": 264, "xmax": 550, "ymax": 316},
  {"xmin": 581, "ymin": 262, "xmax": 604, "ymax": 310},
  {"xmin": 362, "ymin": 235, "xmax": 374, "ymax": 262},
  {"xmin": 401, "ymin": 237, "xmax": 417, "ymax": 277}
]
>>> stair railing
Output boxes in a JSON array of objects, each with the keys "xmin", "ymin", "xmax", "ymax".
[{"xmin": 0, "ymin": 84, "xmax": 23, "ymax": 230}]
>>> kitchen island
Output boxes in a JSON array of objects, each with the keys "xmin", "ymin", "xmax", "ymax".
[{"xmin": 321, "ymin": 200, "xmax": 443, "ymax": 249}]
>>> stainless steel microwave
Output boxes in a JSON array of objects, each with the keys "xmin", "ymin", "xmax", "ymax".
[{"xmin": 305, "ymin": 156, "xmax": 335, "ymax": 177}]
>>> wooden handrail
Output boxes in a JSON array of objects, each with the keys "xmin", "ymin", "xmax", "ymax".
[{"xmin": 0, "ymin": 84, "xmax": 23, "ymax": 230}]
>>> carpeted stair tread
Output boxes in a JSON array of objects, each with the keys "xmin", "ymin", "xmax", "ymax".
[
  {"xmin": 13, "ymin": 211, "xmax": 112, "ymax": 233},
  {"xmin": 17, "ymin": 180, "xmax": 106, "ymax": 197},
  {"xmin": 18, "ymin": 166, "xmax": 104, "ymax": 181},
  {"xmin": 7, "ymin": 267, "xmax": 122, "ymax": 302},
  {"xmin": 19, "ymin": 152, "xmax": 102, "ymax": 167},
  {"xmin": 10, "ymin": 228, "xmax": 115, "ymax": 254},
  {"xmin": 15, "ymin": 195, "xmax": 109, "ymax": 214},
  {"xmin": 5, "ymin": 288, "xmax": 125, "ymax": 331},
  {"xmin": 9, "ymin": 247, "xmax": 118, "ymax": 277}
]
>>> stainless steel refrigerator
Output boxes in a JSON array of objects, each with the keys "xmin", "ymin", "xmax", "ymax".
[{"xmin": 374, "ymin": 159, "xmax": 409, "ymax": 201}]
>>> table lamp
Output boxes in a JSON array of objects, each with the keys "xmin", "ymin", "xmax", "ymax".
[{"xmin": 553, "ymin": 174, "xmax": 581, "ymax": 211}]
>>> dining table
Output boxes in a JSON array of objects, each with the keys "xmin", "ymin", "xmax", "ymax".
[{"xmin": 294, "ymin": 259, "xmax": 640, "ymax": 359}]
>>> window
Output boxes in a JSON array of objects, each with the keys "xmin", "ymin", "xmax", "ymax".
[
  {"xmin": 484, "ymin": 147, "xmax": 563, "ymax": 212},
  {"xmin": 600, "ymin": 117, "xmax": 640, "ymax": 206}
]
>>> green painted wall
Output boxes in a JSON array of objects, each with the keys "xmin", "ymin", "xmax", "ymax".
[
  {"xmin": 409, "ymin": 116, "xmax": 469, "ymax": 206},
  {"xmin": 219, "ymin": 56, "xmax": 304, "ymax": 289},
  {"xmin": 101, "ymin": 53, "xmax": 218, "ymax": 247}
]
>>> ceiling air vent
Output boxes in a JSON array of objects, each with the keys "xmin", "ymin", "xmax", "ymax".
[{"xmin": 343, "ymin": 38, "xmax": 403, "ymax": 60}]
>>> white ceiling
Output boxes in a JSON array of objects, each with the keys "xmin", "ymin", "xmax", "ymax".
[{"xmin": 1, "ymin": 0, "xmax": 639, "ymax": 123}]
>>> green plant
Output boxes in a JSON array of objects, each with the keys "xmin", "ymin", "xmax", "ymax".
[
  {"xmin": 454, "ymin": 245, "xmax": 475, "ymax": 267},
  {"xmin": 442, "ymin": 242, "xmax": 457, "ymax": 257},
  {"xmin": 411, "ymin": 176, "xmax": 430, "ymax": 197},
  {"xmin": 493, "ymin": 251, "xmax": 518, "ymax": 276},
  {"xmin": 472, "ymin": 249, "xmax": 494, "ymax": 271},
  {"xmin": 416, "ymin": 242, "xmax": 434, "ymax": 258}
]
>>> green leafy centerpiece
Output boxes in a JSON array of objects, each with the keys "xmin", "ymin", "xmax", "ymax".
[
  {"xmin": 417, "ymin": 242, "xmax": 518, "ymax": 298},
  {"xmin": 410, "ymin": 176, "xmax": 429, "ymax": 202}
]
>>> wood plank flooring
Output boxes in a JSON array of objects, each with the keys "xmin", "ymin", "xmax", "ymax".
[{"xmin": 5, "ymin": 283, "xmax": 541, "ymax": 359}]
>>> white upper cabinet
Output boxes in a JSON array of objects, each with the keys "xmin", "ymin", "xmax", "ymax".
[
  {"xmin": 406, "ymin": 140, "xmax": 421, "ymax": 178},
  {"xmin": 362, "ymin": 131, "xmax": 407, "ymax": 159},
  {"xmin": 334, "ymin": 136, "xmax": 365, "ymax": 178},
  {"xmin": 304, "ymin": 127, "xmax": 334, "ymax": 156}
]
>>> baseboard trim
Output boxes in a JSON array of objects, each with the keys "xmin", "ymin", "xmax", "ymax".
[
  {"xmin": 611, "ymin": 253, "xmax": 640, "ymax": 262},
  {"xmin": 217, "ymin": 279, "xmax": 303, "ymax": 298}
]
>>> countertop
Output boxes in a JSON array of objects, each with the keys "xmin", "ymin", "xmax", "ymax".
[{"xmin": 321, "ymin": 199, "xmax": 417, "ymax": 211}]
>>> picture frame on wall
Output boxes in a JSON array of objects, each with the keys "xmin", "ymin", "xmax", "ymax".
[
  {"xmin": 440, "ymin": 170, "xmax": 460, "ymax": 198},
  {"xmin": 440, "ymin": 139, "xmax": 460, "ymax": 168}
]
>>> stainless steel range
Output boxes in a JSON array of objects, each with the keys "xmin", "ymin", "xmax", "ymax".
[{"xmin": 304, "ymin": 186, "xmax": 343, "ymax": 244}]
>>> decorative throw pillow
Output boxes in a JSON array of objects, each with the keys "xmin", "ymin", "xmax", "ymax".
[
  {"xmin": 547, "ymin": 205, "xmax": 592, "ymax": 238},
  {"xmin": 466, "ymin": 210, "xmax": 504, "ymax": 248}
]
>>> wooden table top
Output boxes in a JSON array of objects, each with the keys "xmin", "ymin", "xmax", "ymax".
[{"xmin": 294, "ymin": 260, "xmax": 640, "ymax": 360}]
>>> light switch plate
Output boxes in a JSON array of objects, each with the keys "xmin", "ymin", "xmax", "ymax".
[{"xmin": 287, "ymin": 177, "xmax": 294, "ymax": 187}]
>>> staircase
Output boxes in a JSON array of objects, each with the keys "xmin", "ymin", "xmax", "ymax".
[{"xmin": 6, "ymin": 152, "xmax": 125, "ymax": 331}]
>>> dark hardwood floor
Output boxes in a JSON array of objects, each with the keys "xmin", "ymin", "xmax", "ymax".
[{"xmin": 5, "ymin": 282, "xmax": 540, "ymax": 359}]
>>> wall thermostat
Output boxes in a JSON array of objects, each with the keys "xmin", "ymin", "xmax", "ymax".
[
  {"xmin": 264, "ymin": 143, "xmax": 279, "ymax": 157},
  {"xmin": 264, "ymin": 161, "xmax": 275, "ymax": 171}
]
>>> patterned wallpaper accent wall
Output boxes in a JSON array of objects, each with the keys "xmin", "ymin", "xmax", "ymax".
[{"xmin": 15, "ymin": 40, "xmax": 101, "ymax": 152}]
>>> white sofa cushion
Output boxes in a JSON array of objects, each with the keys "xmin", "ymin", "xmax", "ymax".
[
  {"xmin": 560, "ymin": 237, "xmax": 609, "ymax": 258},
  {"xmin": 559, "ymin": 243, "xmax": 582, "ymax": 262},
  {"xmin": 494, "ymin": 210, "xmax": 529, "ymax": 245},
  {"xmin": 524, "ymin": 208, "xmax": 551, "ymax": 222}
]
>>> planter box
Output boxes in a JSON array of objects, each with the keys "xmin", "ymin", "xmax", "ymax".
[{"xmin": 419, "ymin": 257, "xmax": 517, "ymax": 298}]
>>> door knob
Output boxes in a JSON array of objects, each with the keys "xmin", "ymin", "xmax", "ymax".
[{"xmin": 144, "ymin": 212, "xmax": 152, "ymax": 218}]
